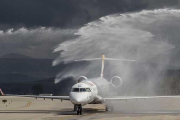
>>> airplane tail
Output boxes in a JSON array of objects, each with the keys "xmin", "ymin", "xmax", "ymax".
[
  {"xmin": 75, "ymin": 55, "xmax": 135, "ymax": 78},
  {"xmin": 0, "ymin": 88, "xmax": 5, "ymax": 96}
]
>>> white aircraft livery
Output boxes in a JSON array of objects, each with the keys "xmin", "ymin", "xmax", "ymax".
[{"xmin": 1, "ymin": 55, "xmax": 180, "ymax": 115}]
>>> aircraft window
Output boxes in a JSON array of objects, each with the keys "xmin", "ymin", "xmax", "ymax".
[
  {"xmin": 79, "ymin": 88, "xmax": 91, "ymax": 92},
  {"xmin": 86, "ymin": 88, "xmax": 91, "ymax": 92},
  {"xmin": 72, "ymin": 88, "xmax": 91, "ymax": 92},
  {"xmin": 80, "ymin": 88, "xmax": 86, "ymax": 92},
  {"xmin": 71, "ymin": 88, "xmax": 79, "ymax": 92}
]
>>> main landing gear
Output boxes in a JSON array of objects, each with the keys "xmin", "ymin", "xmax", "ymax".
[
  {"xmin": 105, "ymin": 103, "xmax": 114, "ymax": 112},
  {"xmin": 74, "ymin": 104, "xmax": 82, "ymax": 115}
]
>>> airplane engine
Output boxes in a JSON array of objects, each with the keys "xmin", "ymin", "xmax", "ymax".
[
  {"xmin": 76, "ymin": 76, "xmax": 87, "ymax": 83},
  {"xmin": 110, "ymin": 76, "xmax": 122, "ymax": 87}
]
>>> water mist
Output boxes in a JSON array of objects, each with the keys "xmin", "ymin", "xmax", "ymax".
[{"xmin": 54, "ymin": 9, "xmax": 180, "ymax": 96}]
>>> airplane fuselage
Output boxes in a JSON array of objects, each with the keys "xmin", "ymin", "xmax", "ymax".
[{"xmin": 69, "ymin": 77, "xmax": 109, "ymax": 105}]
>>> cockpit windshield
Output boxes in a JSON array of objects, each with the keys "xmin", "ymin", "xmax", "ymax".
[
  {"xmin": 71, "ymin": 88, "xmax": 91, "ymax": 92},
  {"xmin": 80, "ymin": 88, "xmax": 86, "ymax": 92},
  {"xmin": 71, "ymin": 88, "xmax": 79, "ymax": 92},
  {"xmin": 86, "ymin": 88, "xmax": 91, "ymax": 92}
]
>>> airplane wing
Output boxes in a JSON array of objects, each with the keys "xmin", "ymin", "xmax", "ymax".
[
  {"xmin": 0, "ymin": 88, "xmax": 70, "ymax": 100},
  {"xmin": 5, "ymin": 94, "xmax": 70, "ymax": 100},
  {"xmin": 103, "ymin": 96, "xmax": 180, "ymax": 101}
]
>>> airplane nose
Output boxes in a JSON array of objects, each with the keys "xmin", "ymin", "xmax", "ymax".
[
  {"xmin": 70, "ymin": 92, "xmax": 89, "ymax": 104},
  {"xmin": 76, "ymin": 97, "xmax": 83, "ymax": 103}
]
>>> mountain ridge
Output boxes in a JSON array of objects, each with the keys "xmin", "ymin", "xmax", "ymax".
[{"xmin": 0, "ymin": 53, "xmax": 32, "ymax": 59}]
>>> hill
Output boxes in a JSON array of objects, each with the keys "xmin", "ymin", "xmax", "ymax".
[
  {"xmin": 0, "ymin": 73, "xmax": 39, "ymax": 83},
  {"xmin": 0, "ymin": 53, "xmax": 32, "ymax": 59},
  {"xmin": 0, "ymin": 53, "xmax": 67, "ymax": 83}
]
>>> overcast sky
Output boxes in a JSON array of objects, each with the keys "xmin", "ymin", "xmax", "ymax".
[{"xmin": 0, "ymin": 0, "xmax": 179, "ymax": 58}]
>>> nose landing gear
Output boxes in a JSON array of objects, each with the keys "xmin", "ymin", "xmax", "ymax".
[
  {"xmin": 74, "ymin": 105, "xmax": 77, "ymax": 111},
  {"xmin": 76, "ymin": 105, "xmax": 82, "ymax": 115}
]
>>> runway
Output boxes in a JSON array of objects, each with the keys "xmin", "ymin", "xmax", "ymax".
[{"xmin": 1, "ymin": 96, "xmax": 180, "ymax": 120}]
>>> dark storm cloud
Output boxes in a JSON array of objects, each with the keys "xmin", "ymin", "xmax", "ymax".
[
  {"xmin": 0, "ymin": 27, "xmax": 76, "ymax": 58},
  {"xmin": 0, "ymin": 0, "xmax": 179, "ymax": 29},
  {"xmin": 0, "ymin": 0, "xmax": 179, "ymax": 58}
]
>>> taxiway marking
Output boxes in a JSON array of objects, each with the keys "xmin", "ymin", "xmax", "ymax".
[{"xmin": 5, "ymin": 101, "xmax": 32, "ymax": 110}]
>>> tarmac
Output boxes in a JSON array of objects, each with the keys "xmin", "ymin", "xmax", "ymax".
[{"xmin": 1, "ymin": 96, "xmax": 180, "ymax": 120}]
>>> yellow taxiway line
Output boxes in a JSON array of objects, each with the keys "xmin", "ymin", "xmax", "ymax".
[{"xmin": 5, "ymin": 101, "xmax": 32, "ymax": 110}]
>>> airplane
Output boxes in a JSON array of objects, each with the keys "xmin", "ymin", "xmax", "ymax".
[
  {"xmin": 1, "ymin": 55, "xmax": 180, "ymax": 115},
  {"xmin": 0, "ymin": 88, "xmax": 5, "ymax": 96}
]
